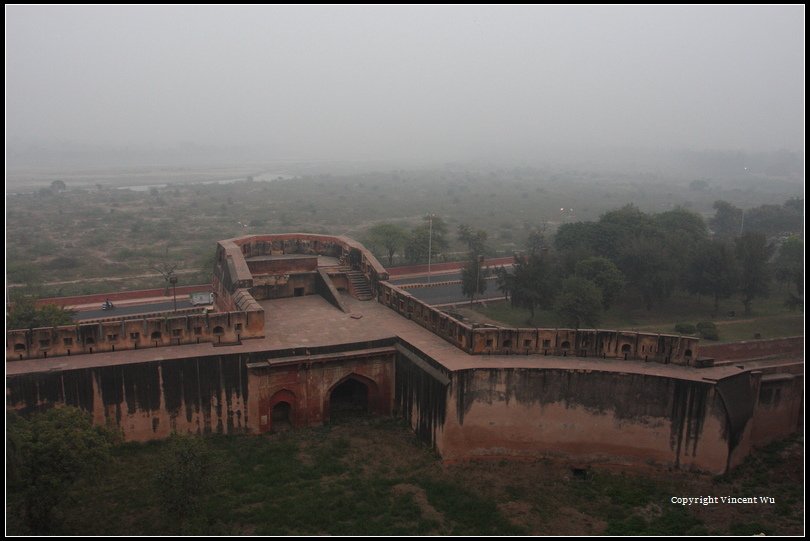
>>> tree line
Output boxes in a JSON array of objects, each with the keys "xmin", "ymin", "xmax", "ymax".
[
  {"xmin": 7, "ymin": 407, "xmax": 217, "ymax": 534},
  {"xmin": 530, "ymin": 201, "xmax": 800, "ymax": 326},
  {"xmin": 364, "ymin": 217, "xmax": 452, "ymax": 266},
  {"xmin": 363, "ymin": 200, "xmax": 801, "ymax": 328}
]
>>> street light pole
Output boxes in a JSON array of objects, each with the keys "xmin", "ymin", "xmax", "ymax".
[
  {"xmin": 427, "ymin": 214, "xmax": 434, "ymax": 284},
  {"xmin": 170, "ymin": 275, "xmax": 178, "ymax": 312},
  {"xmin": 473, "ymin": 254, "xmax": 483, "ymax": 305}
]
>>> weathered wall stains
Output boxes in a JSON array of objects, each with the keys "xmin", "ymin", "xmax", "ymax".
[
  {"xmin": 443, "ymin": 368, "xmax": 731, "ymax": 472},
  {"xmin": 750, "ymin": 374, "xmax": 803, "ymax": 448},
  {"xmin": 669, "ymin": 380, "xmax": 710, "ymax": 465},
  {"xmin": 454, "ymin": 368, "xmax": 711, "ymax": 430},
  {"xmin": 6, "ymin": 336, "xmax": 802, "ymax": 473},
  {"xmin": 6, "ymin": 354, "xmax": 250, "ymax": 441},
  {"xmin": 7, "ymin": 369, "xmax": 95, "ymax": 413},
  {"xmin": 394, "ymin": 345, "xmax": 449, "ymax": 446},
  {"xmin": 714, "ymin": 373, "xmax": 756, "ymax": 452}
]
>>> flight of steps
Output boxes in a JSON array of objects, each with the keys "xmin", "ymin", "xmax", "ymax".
[{"xmin": 346, "ymin": 270, "xmax": 373, "ymax": 301}]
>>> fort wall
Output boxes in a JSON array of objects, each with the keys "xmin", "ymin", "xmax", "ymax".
[
  {"xmin": 247, "ymin": 348, "xmax": 395, "ymax": 432},
  {"xmin": 6, "ymin": 307, "xmax": 264, "ymax": 361},
  {"xmin": 6, "ymin": 353, "xmax": 252, "ymax": 440},
  {"xmin": 5, "ymin": 336, "xmax": 800, "ymax": 473},
  {"xmin": 6, "ymin": 233, "xmax": 801, "ymax": 475},
  {"xmin": 750, "ymin": 373, "xmax": 803, "ymax": 447},
  {"xmin": 376, "ymin": 280, "xmax": 699, "ymax": 364},
  {"xmin": 435, "ymin": 368, "xmax": 767, "ymax": 474}
]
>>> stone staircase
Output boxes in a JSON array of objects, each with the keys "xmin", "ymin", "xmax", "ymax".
[{"xmin": 346, "ymin": 270, "xmax": 373, "ymax": 301}]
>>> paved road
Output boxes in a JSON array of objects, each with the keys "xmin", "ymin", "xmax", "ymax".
[
  {"xmin": 74, "ymin": 300, "xmax": 196, "ymax": 321},
  {"xmin": 406, "ymin": 282, "xmax": 505, "ymax": 306},
  {"xmin": 390, "ymin": 271, "xmax": 461, "ymax": 285}
]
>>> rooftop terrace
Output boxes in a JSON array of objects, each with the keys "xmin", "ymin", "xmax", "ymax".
[{"xmin": 8, "ymin": 293, "xmax": 766, "ymax": 383}]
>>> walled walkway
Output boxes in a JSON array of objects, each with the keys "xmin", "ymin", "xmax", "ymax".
[{"xmin": 9, "ymin": 293, "xmax": 775, "ymax": 385}]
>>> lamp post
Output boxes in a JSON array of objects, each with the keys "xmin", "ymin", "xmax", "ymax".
[
  {"xmin": 169, "ymin": 275, "xmax": 178, "ymax": 312},
  {"xmin": 427, "ymin": 213, "xmax": 435, "ymax": 284},
  {"xmin": 473, "ymin": 254, "xmax": 484, "ymax": 305}
]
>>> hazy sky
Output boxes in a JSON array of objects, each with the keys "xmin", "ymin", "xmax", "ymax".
[{"xmin": 6, "ymin": 5, "xmax": 805, "ymax": 164}]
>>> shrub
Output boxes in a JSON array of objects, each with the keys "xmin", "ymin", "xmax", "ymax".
[
  {"xmin": 696, "ymin": 321, "xmax": 719, "ymax": 341},
  {"xmin": 674, "ymin": 323, "xmax": 696, "ymax": 335}
]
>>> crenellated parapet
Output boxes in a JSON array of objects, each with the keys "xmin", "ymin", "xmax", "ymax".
[
  {"xmin": 6, "ymin": 307, "xmax": 265, "ymax": 361},
  {"xmin": 377, "ymin": 280, "xmax": 699, "ymax": 364}
]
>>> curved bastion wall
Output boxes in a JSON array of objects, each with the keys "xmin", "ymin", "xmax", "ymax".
[
  {"xmin": 6, "ymin": 233, "xmax": 803, "ymax": 474},
  {"xmin": 8, "ymin": 233, "xmax": 697, "ymax": 364}
]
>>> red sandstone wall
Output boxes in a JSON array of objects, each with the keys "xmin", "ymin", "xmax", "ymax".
[
  {"xmin": 750, "ymin": 374, "xmax": 803, "ymax": 447},
  {"xmin": 6, "ymin": 354, "xmax": 252, "ymax": 442},
  {"xmin": 6, "ymin": 307, "xmax": 264, "ymax": 361},
  {"xmin": 438, "ymin": 368, "xmax": 734, "ymax": 473},
  {"xmin": 377, "ymin": 280, "xmax": 699, "ymax": 363},
  {"xmin": 249, "ymin": 274, "xmax": 317, "ymax": 301},
  {"xmin": 247, "ymin": 256, "xmax": 318, "ymax": 275},
  {"xmin": 247, "ymin": 349, "xmax": 396, "ymax": 432},
  {"xmin": 227, "ymin": 233, "xmax": 389, "ymax": 283}
]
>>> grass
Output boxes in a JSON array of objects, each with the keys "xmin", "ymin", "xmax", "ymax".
[
  {"xmin": 5, "ymin": 418, "xmax": 803, "ymax": 536},
  {"xmin": 467, "ymin": 290, "xmax": 803, "ymax": 343}
]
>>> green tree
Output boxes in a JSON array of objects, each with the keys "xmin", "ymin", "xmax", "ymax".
[
  {"xmin": 155, "ymin": 433, "xmax": 218, "ymax": 532},
  {"xmin": 150, "ymin": 247, "xmax": 180, "ymax": 295},
  {"xmin": 685, "ymin": 240, "xmax": 740, "ymax": 316},
  {"xmin": 554, "ymin": 277, "xmax": 603, "ymax": 329},
  {"xmin": 495, "ymin": 265, "xmax": 511, "ymax": 300},
  {"xmin": 773, "ymin": 236, "xmax": 803, "ymax": 295},
  {"xmin": 7, "ymin": 294, "xmax": 75, "ymax": 330},
  {"xmin": 461, "ymin": 254, "xmax": 487, "ymax": 304},
  {"xmin": 710, "ymin": 200, "xmax": 743, "ymax": 238},
  {"xmin": 366, "ymin": 223, "xmax": 409, "ymax": 266},
  {"xmin": 654, "ymin": 208, "xmax": 708, "ymax": 244},
  {"xmin": 617, "ymin": 232, "xmax": 678, "ymax": 311},
  {"xmin": 735, "ymin": 232, "xmax": 774, "ymax": 315},
  {"xmin": 654, "ymin": 208, "xmax": 709, "ymax": 289},
  {"xmin": 7, "ymin": 407, "xmax": 117, "ymax": 533},
  {"xmin": 575, "ymin": 257, "xmax": 625, "ymax": 310},
  {"xmin": 526, "ymin": 228, "xmax": 548, "ymax": 256},
  {"xmin": 459, "ymin": 226, "xmax": 489, "ymax": 304},
  {"xmin": 508, "ymin": 252, "xmax": 558, "ymax": 322},
  {"xmin": 553, "ymin": 221, "xmax": 602, "ymax": 256},
  {"xmin": 744, "ymin": 200, "xmax": 803, "ymax": 237},
  {"xmin": 404, "ymin": 215, "xmax": 448, "ymax": 263},
  {"xmin": 457, "ymin": 224, "xmax": 488, "ymax": 255},
  {"xmin": 598, "ymin": 204, "xmax": 657, "ymax": 256}
]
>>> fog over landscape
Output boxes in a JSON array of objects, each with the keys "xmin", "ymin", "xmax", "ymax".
[
  {"xmin": 6, "ymin": 5, "xmax": 804, "ymax": 171},
  {"xmin": 4, "ymin": 7, "xmax": 807, "ymax": 537}
]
